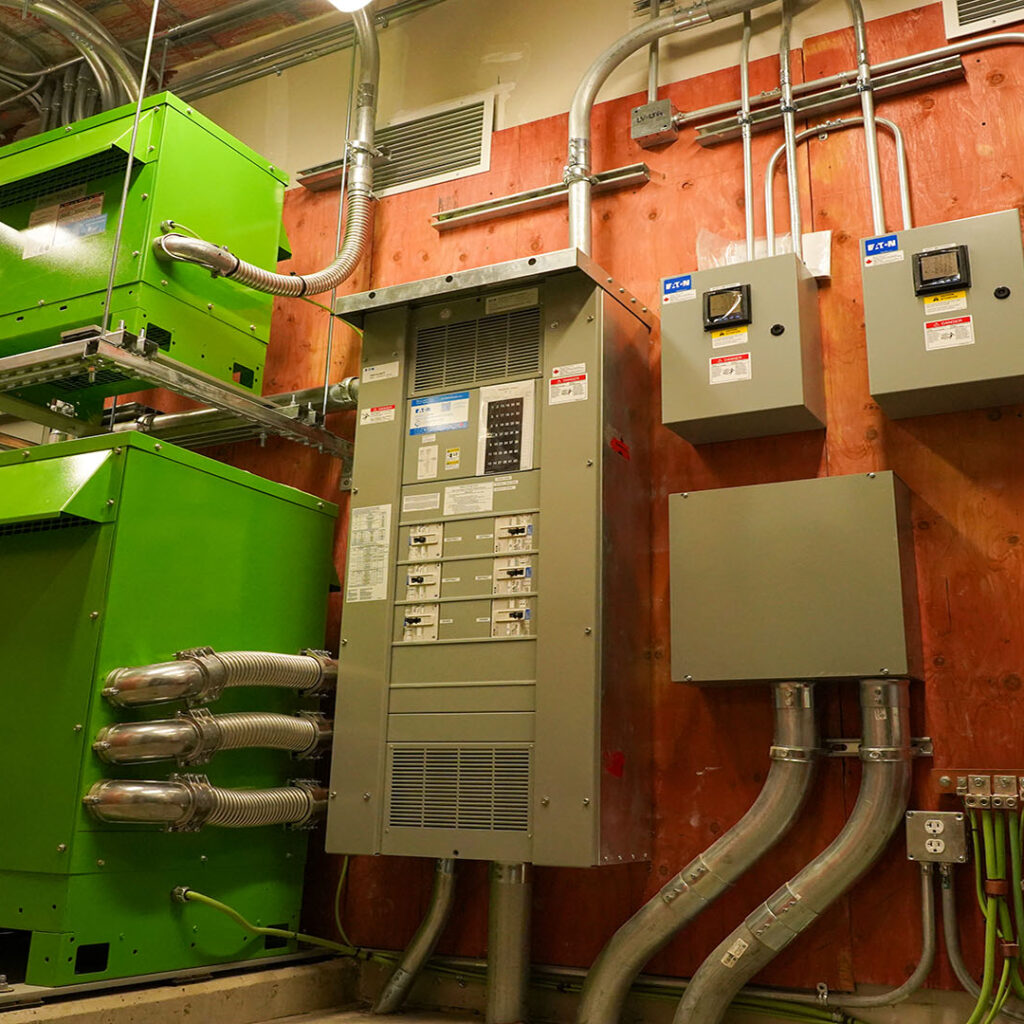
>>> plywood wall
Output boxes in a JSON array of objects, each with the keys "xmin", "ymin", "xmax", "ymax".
[{"xmin": 211, "ymin": 2, "xmax": 1024, "ymax": 993}]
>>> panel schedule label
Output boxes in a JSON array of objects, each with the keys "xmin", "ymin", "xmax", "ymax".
[
  {"xmin": 709, "ymin": 352, "xmax": 752, "ymax": 384},
  {"xmin": 409, "ymin": 391, "xmax": 470, "ymax": 434},
  {"xmin": 924, "ymin": 315, "xmax": 975, "ymax": 351},
  {"xmin": 863, "ymin": 233, "xmax": 903, "ymax": 266},
  {"xmin": 549, "ymin": 363, "xmax": 588, "ymax": 405},
  {"xmin": 662, "ymin": 274, "xmax": 696, "ymax": 303},
  {"xmin": 346, "ymin": 504, "xmax": 392, "ymax": 603}
]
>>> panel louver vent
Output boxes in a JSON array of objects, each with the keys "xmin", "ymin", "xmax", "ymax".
[
  {"xmin": 413, "ymin": 307, "xmax": 541, "ymax": 393},
  {"xmin": 942, "ymin": 0, "xmax": 1024, "ymax": 35},
  {"xmin": 0, "ymin": 515, "xmax": 90, "ymax": 538},
  {"xmin": 388, "ymin": 745, "xmax": 531, "ymax": 832},
  {"xmin": 51, "ymin": 367, "xmax": 130, "ymax": 393},
  {"xmin": 0, "ymin": 149, "xmax": 128, "ymax": 209}
]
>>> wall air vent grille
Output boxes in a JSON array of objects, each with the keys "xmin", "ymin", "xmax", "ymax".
[
  {"xmin": 387, "ymin": 744, "xmax": 531, "ymax": 832},
  {"xmin": 0, "ymin": 149, "xmax": 128, "ymax": 209},
  {"xmin": 942, "ymin": 0, "xmax": 1024, "ymax": 36},
  {"xmin": 413, "ymin": 307, "xmax": 541, "ymax": 393}
]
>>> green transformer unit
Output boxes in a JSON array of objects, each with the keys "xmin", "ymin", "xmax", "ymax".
[
  {"xmin": 0, "ymin": 433, "xmax": 336, "ymax": 991},
  {"xmin": 0, "ymin": 92, "xmax": 288, "ymax": 416}
]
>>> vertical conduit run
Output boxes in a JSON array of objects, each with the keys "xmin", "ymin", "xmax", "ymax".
[
  {"xmin": 739, "ymin": 10, "xmax": 755, "ymax": 262},
  {"xmin": 576, "ymin": 682, "xmax": 818, "ymax": 1024},
  {"xmin": 778, "ymin": 0, "xmax": 802, "ymax": 260},
  {"xmin": 674, "ymin": 679, "xmax": 912, "ymax": 1024},
  {"xmin": 846, "ymin": 0, "xmax": 886, "ymax": 234},
  {"xmin": 486, "ymin": 862, "xmax": 532, "ymax": 1024}
]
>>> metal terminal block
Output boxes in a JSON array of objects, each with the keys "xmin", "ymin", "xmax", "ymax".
[
  {"xmin": 906, "ymin": 810, "xmax": 968, "ymax": 863},
  {"xmin": 955, "ymin": 773, "xmax": 1023, "ymax": 809}
]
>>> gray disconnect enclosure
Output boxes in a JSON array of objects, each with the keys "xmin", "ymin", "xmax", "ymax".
[
  {"xmin": 326, "ymin": 250, "xmax": 653, "ymax": 868},
  {"xmin": 668, "ymin": 471, "xmax": 922, "ymax": 685}
]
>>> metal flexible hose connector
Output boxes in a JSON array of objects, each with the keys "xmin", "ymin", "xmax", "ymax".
[
  {"xmin": 84, "ymin": 776, "xmax": 327, "ymax": 831},
  {"xmin": 103, "ymin": 647, "xmax": 337, "ymax": 707},
  {"xmin": 152, "ymin": 7, "xmax": 378, "ymax": 297}
]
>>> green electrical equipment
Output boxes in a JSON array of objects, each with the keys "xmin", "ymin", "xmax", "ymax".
[
  {"xmin": 0, "ymin": 433, "xmax": 337, "ymax": 992},
  {"xmin": 0, "ymin": 92, "xmax": 289, "ymax": 416}
]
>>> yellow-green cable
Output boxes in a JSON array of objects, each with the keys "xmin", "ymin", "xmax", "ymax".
[
  {"xmin": 333, "ymin": 855, "xmax": 354, "ymax": 948},
  {"xmin": 981, "ymin": 960, "xmax": 1013, "ymax": 1024},
  {"xmin": 964, "ymin": 812, "xmax": 1001, "ymax": 1024}
]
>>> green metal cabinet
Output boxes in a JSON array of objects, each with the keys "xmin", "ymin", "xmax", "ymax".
[
  {"xmin": 0, "ymin": 433, "xmax": 337, "ymax": 987},
  {"xmin": 0, "ymin": 93, "xmax": 289, "ymax": 414}
]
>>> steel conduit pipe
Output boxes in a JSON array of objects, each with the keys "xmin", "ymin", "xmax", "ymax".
[
  {"xmin": 739, "ymin": 11, "xmax": 754, "ymax": 261},
  {"xmin": 94, "ymin": 710, "xmax": 330, "ymax": 765},
  {"xmin": 487, "ymin": 862, "xmax": 532, "ymax": 1024},
  {"xmin": 83, "ymin": 777, "xmax": 327, "ymax": 830},
  {"xmin": 374, "ymin": 859, "xmax": 458, "ymax": 1014},
  {"xmin": 577, "ymin": 682, "xmax": 818, "ymax": 1024},
  {"xmin": 673, "ymin": 678, "xmax": 912, "ymax": 1024},
  {"xmin": 566, "ymin": 0, "xmax": 776, "ymax": 254},
  {"xmin": 778, "ymin": 0, "xmax": 802, "ymax": 260},
  {"xmin": 846, "ymin": 0, "xmax": 886, "ymax": 234},
  {"xmin": 103, "ymin": 648, "xmax": 337, "ymax": 707},
  {"xmin": 153, "ymin": 7, "xmax": 378, "ymax": 297}
]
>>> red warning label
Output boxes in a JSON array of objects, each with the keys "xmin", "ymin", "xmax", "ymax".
[{"xmin": 709, "ymin": 352, "xmax": 752, "ymax": 384}]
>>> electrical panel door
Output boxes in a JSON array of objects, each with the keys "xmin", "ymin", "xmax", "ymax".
[{"xmin": 327, "ymin": 251, "xmax": 652, "ymax": 868}]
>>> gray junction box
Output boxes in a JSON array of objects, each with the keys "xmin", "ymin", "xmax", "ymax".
[
  {"xmin": 660, "ymin": 253, "xmax": 825, "ymax": 444},
  {"xmin": 861, "ymin": 209, "xmax": 1024, "ymax": 419},
  {"xmin": 668, "ymin": 472, "xmax": 922, "ymax": 685},
  {"xmin": 326, "ymin": 250, "xmax": 653, "ymax": 868}
]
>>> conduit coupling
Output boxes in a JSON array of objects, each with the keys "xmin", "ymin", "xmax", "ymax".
[
  {"xmin": 576, "ymin": 682, "xmax": 818, "ymax": 1024},
  {"xmin": 83, "ymin": 775, "xmax": 327, "ymax": 831},
  {"xmin": 93, "ymin": 709, "xmax": 332, "ymax": 766},
  {"xmin": 102, "ymin": 647, "xmax": 337, "ymax": 707},
  {"xmin": 152, "ymin": 7, "xmax": 379, "ymax": 297},
  {"xmin": 673, "ymin": 679, "xmax": 911, "ymax": 1024}
]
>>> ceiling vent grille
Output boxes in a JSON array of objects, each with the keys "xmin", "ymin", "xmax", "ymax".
[
  {"xmin": 942, "ymin": 0, "xmax": 1024, "ymax": 36},
  {"xmin": 412, "ymin": 307, "xmax": 541, "ymax": 393},
  {"xmin": 387, "ymin": 744, "xmax": 531, "ymax": 832}
]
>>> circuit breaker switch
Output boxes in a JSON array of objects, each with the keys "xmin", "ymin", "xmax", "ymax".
[
  {"xmin": 401, "ymin": 605, "xmax": 438, "ymax": 642},
  {"xmin": 406, "ymin": 523, "xmax": 442, "ymax": 560},
  {"xmin": 913, "ymin": 245, "xmax": 971, "ymax": 296}
]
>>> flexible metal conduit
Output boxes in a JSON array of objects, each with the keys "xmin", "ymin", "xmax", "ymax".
[
  {"xmin": 102, "ymin": 648, "xmax": 337, "ymax": 707},
  {"xmin": 374, "ymin": 859, "xmax": 458, "ymax": 1014},
  {"xmin": 93, "ymin": 710, "xmax": 330, "ymax": 765},
  {"xmin": 846, "ymin": 0, "xmax": 885, "ymax": 234},
  {"xmin": 153, "ymin": 7, "xmax": 379, "ymax": 297},
  {"xmin": 566, "ymin": 0, "xmax": 777, "ymax": 254},
  {"xmin": 778, "ymin": 0, "xmax": 802, "ymax": 260},
  {"xmin": 577, "ymin": 682, "xmax": 818, "ymax": 1024},
  {"xmin": 83, "ymin": 777, "xmax": 327, "ymax": 830},
  {"xmin": 674, "ymin": 678, "xmax": 912, "ymax": 1024},
  {"xmin": 765, "ymin": 116, "xmax": 912, "ymax": 257},
  {"xmin": 487, "ymin": 862, "xmax": 532, "ymax": 1024}
]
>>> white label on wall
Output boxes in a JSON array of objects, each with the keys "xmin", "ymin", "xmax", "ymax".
[
  {"xmin": 444, "ymin": 480, "xmax": 494, "ymax": 517},
  {"xmin": 346, "ymin": 504, "xmax": 392, "ymax": 603},
  {"xmin": 417, "ymin": 444, "xmax": 439, "ymax": 480},
  {"xmin": 924, "ymin": 315, "xmax": 975, "ymax": 351},
  {"xmin": 922, "ymin": 290, "xmax": 968, "ymax": 315},
  {"xmin": 720, "ymin": 938, "xmax": 749, "ymax": 969},
  {"xmin": 709, "ymin": 352, "xmax": 752, "ymax": 384},
  {"xmin": 360, "ymin": 404, "xmax": 396, "ymax": 425},
  {"xmin": 711, "ymin": 326, "xmax": 748, "ymax": 349},
  {"xmin": 409, "ymin": 391, "xmax": 470, "ymax": 434},
  {"xmin": 485, "ymin": 287, "xmax": 538, "ymax": 314},
  {"xmin": 402, "ymin": 492, "xmax": 441, "ymax": 513},
  {"xmin": 549, "ymin": 363, "xmax": 588, "ymax": 405},
  {"xmin": 23, "ymin": 190, "xmax": 107, "ymax": 260},
  {"xmin": 362, "ymin": 360, "xmax": 400, "ymax": 383}
]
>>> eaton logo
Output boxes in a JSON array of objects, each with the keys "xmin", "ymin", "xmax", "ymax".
[
  {"xmin": 864, "ymin": 234, "xmax": 899, "ymax": 256},
  {"xmin": 662, "ymin": 274, "xmax": 693, "ymax": 300}
]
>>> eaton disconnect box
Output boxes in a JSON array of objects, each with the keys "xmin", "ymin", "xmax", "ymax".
[
  {"xmin": 660, "ymin": 253, "xmax": 825, "ymax": 444},
  {"xmin": 326, "ymin": 250, "xmax": 652, "ymax": 867},
  {"xmin": 861, "ymin": 210, "xmax": 1024, "ymax": 418},
  {"xmin": 668, "ymin": 472, "xmax": 922, "ymax": 685}
]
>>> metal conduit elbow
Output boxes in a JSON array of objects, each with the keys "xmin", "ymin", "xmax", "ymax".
[
  {"xmin": 577, "ymin": 682, "xmax": 818, "ymax": 1024},
  {"xmin": 152, "ymin": 7, "xmax": 379, "ymax": 297},
  {"xmin": 674, "ymin": 679, "xmax": 912, "ymax": 1024},
  {"xmin": 102, "ymin": 647, "xmax": 337, "ymax": 707}
]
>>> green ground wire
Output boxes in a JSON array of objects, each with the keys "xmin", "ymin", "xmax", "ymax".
[
  {"xmin": 1011, "ymin": 813, "xmax": 1024, "ymax": 986},
  {"xmin": 333, "ymin": 855, "xmax": 353, "ymax": 948},
  {"xmin": 964, "ymin": 812, "xmax": 1001, "ymax": 1024},
  {"xmin": 981, "ymin": 960, "xmax": 1013, "ymax": 1024},
  {"xmin": 973, "ymin": 811, "xmax": 988, "ymax": 916}
]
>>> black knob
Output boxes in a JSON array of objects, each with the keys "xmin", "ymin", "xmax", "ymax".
[
  {"xmin": 770, "ymin": 323, "xmax": 786, "ymax": 336},
  {"xmin": 995, "ymin": 286, "xmax": 1011, "ymax": 300}
]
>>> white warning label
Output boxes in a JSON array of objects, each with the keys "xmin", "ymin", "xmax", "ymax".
[
  {"xmin": 710, "ymin": 352, "xmax": 752, "ymax": 384},
  {"xmin": 549, "ymin": 363, "xmax": 588, "ymax": 405},
  {"xmin": 444, "ymin": 480, "xmax": 494, "ymax": 517},
  {"xmin": 362, "ymin": 360, "xmax": 400, "ymax": 383},
  {"xmin": 417, "ymin": 444, "xmax": 439, "ymax": 480},
  {"xmin": 23, "ymin": 190, "xmax": 107, "ymax": 260},
  {"xmin": 402, "ymin": 492, "xmax": 441, "ymax": 513},
  {"xmin": 922, "ymin": 290, "xmax": 968, "ymax": 315},
  {"xmin": 924, "ymin": 315, "xmax": 975, "ymax": 351},
  {"xmin": 360, "ymin": 404, "xmax": 396, "ymax": 425},
  {"xmin": 346, "ymin": 504, "xmax": 391, "ymax": 603}
]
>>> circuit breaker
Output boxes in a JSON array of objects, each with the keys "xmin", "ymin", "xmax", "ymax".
[
  {"xmin": 660, "ymin": 252, "xmax": 825, "ymax": 444},
  {"xmin": 861, "ymin": 210, "xmax": 1024, "ymax": 418},
  {"xmin": 326, "ymin": 250, "xmax": 652, "ymax": 867}
]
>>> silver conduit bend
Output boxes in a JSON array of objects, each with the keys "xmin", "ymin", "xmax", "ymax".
[
  {"xmin": 103, "ymin": 647, "xmax": 338, "ymax": 707},
  {"xmin": 487, "ymin": 862, "xmax": 532, "ymax": 1024},
  {"xmin": 566, "ymin": 0, "xmax": 776, "ymax": 254},
  {"xmin": 374, "ymin": 859, "xmax": 458, "ymax": 1014},
  {"xmin": 153, "ymin": 6, "xmax": 379, "ymax": 297},
  {"xmin": 576, "ymin": 681, "xmax": 818, "ymax": 1024},
  {"xmin": 94, "ymin": 709, "xmax": 331, "ymax": 766},
  {"xmin": 674, "ymin": 678, "xmax": 912, "ymax": 1024}
]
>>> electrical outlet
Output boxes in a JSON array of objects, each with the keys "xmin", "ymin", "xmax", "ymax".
[{"xmin": 906, "ymin": 810, "xmax": 967, "ymax": 863}]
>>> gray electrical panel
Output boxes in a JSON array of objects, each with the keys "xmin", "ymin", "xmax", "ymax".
[
  {"xmin": 668, "ymin": 472, "xmax": 921, "ymax": 684},
  {"xmin": 861, "ymin": 209, "xmax": 1024, "ymax": 418},
  {"xmin": 660, "ymin": 253, "xmax": 825, "ymax": 444},
  {"xmin": 326, "ymin": 250, "xmax": 652, "ymax": 868}
]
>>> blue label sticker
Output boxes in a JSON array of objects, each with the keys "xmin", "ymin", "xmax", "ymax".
[
  {"xmin": 71, "ymin": 214, "xmax": 107, "ymax": 239},
  {"xmin": 409, "ymin": 391, "xmax": 471, "ymax": 435},
  {"xmin": 662, "ymin": 274, "xmax": 693, "ymax": 298},
  {"xmin": 864, "ymin": 233, "xmax": 899, "ymax": 256}
]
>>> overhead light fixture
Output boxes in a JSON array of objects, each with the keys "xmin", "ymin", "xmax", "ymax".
[{"xmin": 327, "ymin": 0, "xmax": 371, "ymax": 10}]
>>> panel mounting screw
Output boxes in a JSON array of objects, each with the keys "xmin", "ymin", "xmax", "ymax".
[
  {"xmin": 584, "ymin": 627, "xmax": 593, "ymax": 635},
  {"xmin": 684, "ymin": 674, "xmax": 693, "ymax": 681},
  {"xmin": 880, "ymin": 668, "xmax": 889, "ymax": 675},
  {"xmin": 341, "ymin": 639, "xmax": 348, "ymax": 646},
  {"xmin": 154, "ymin": 444, "xmax": 162, "ymax": 451},
  {"xmin": 57, "ymin": 844, "xmax": 67, "ymax": 853},
  {"xmin": 939, "ymin": 775, "xmax": 952, "ymax": 787},
  {"xmin": 867, "ymin": 472, "xmax": 876, "ymax": 479},
  {"xmin": 582, "ymin": 797, "xmax": 591, "ymax": 806},
  {"xmin": 89, "ymin": 611, "xmax": 99, "ymax": 620},
  {"xmin": 96, "ymin": 860, "xmax": 105, "ymax": 868},
  {"xmin": 362, "ymin": 792, "xmax": 371, "ymax": 801},
  {"xmin": 974, "ymin": 777, "xmax": 985, "ymax": 786},
  {"xmin": 540, "ymin": 796, "xmax": 550, "ymax": 807},
  {"xmin": 549, "ymin": 322, "xmax": 559, "ymax": 329},
  {"xmin": 330, "ymin": 791, "xmax": 337, "ymax": 799},
  {"xmin": 200, "ymin": 855, "xmax": 207, "ymax": 863},
  {"xmin": 586, "ymin": 459, "xmax": 594, "ymax": 467},
  {"xmin": 106, "ymin": 499, "xmax": 115, "ymax": 507},
  {"xmin": 73, "ymin": 724, "xmax": 82, "ymax": 732}
]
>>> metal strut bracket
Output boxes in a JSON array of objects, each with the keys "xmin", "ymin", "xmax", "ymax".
[{"xmin": 826, "ymin": 737, "xmax": 933, "ymax": 758}]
